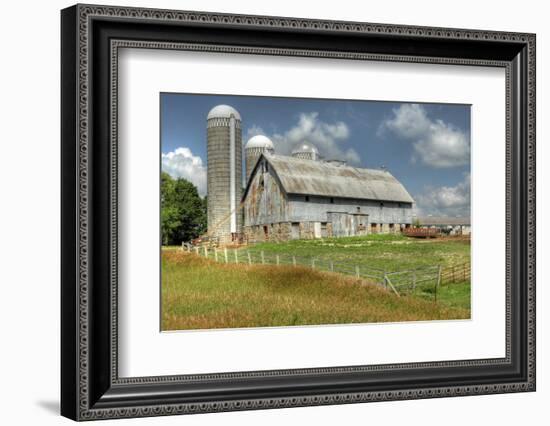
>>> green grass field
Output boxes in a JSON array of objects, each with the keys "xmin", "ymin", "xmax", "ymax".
[
  {"xmin": 412, "ymin": 279, "xmax": 470, "ymax": 310},
  {"xmin": 162, "ymin": 234, "xmax": 471, "ymax": 331},
  {"xmin": 238, "ymin": 234, "xmax": 471, "ymax": 310},
  {"xmin": 240, "ymin": 233, "xmax": 470, "ymax": 271}
]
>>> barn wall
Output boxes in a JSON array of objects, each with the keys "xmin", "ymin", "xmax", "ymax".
[
  {"xmin": 243, "ymin": 163, "xmax": 289, "ymax": 227},
  {"xmin": 245, "ymin": 222, "xmax": 293, "ymax": 242},
  {"xmin": 328, "ymin": 212, "xmax": 369, "ymax": 237},
  {"xmin": 287, "ymin": 195, "xmax": 413, "ymax": 224}
]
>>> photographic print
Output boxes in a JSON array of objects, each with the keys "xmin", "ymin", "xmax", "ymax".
[
  {"xmin": 160, "ymin": 94, "xmax": 471, "ymax": 331},
  {"xmin": 61, "ymin": 7, "xmax": 535, "ymax": 418}
]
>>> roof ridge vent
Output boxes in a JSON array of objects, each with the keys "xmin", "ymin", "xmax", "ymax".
[{"xmin": 325, "ymin": 159, "xmax": 347, "ymax": 167}]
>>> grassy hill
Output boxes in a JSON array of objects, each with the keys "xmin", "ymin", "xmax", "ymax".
[{"xmin": 161, "ymin": 249, "xmax": 470, "ymax": 331}]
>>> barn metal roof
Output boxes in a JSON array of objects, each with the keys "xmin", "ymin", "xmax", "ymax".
[
  {"xmin": 418, "ymin": 216, "xmax": 470, "ymax": 226},
  {"xmin": 245, "ymin": 154, "xmax": 415, "ymax": 203}
]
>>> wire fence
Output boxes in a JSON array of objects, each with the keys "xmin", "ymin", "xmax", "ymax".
[{"xmin": 181, "ymin": 242, "xmax": 469, "ymax": 302}]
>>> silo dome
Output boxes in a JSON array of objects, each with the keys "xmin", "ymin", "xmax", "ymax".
[
  {"xmin": 207, "ymin": 104, "xmax": 241, "ymax": 121},
  {"xmin": 245, "ymin": 134, "xmax": 274, "ymax": 150},
  {"xmin": 291, "ymin": 142, "xmax": 320, "ymax": 160}
]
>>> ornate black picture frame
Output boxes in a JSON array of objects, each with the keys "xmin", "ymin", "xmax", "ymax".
[{"xmin": 61, "ymin": 4, "xmax": 536, "ymax": 421}]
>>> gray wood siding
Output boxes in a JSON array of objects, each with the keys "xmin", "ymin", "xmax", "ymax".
[
  {"xmin": 287, "ymin": 195, "xmax": 413, "ymax": 224},
  {"xmin": 243, "ymin": 166, "xmax": 289, "ymax": 226}
]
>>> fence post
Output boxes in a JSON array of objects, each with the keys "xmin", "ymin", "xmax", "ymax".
[
  {"xmin": 330, "ymin": 261, "xmax": 334, "ymax": 272},
  {"xmin": 293, "ymin": 256, "xmax": 296, "ymax": 267},
  {"xmin": 463, "ymin": 263, "xmax": 466, "ymax": 281},
  {"xmin": 224, "ymin": 247, "xmax": 228, "ymax": 263},
  {"xmin": 214, "ymin": 247, "xmax": 218, "ymax": 262},
  {"xmin": 261, "ymin": 251, "xmax": 265, "ymax": 264},
  {"xmin": 312, "ymin": 259, "xmax": 316, "ymax": 269},
  {"xmin": 181, "ymin": 242, "xmax": 184, "ymax": 251},
  {"xmin": 234, "ymin": 249, "xmax": 238, "ymax": 264},
  {"xmin": 435, "ymin": 265, "xmax": 442, "ymax": 302},
  {"xmin": 204, "ymin": 246, "xmax": 208, "ymax": 258},
  {"xmin": 247, "ymin": 251, "xmax": 252, "ymax": 265},
  {"xmin": 276, "ymin": 254, "xmax": 280, "ymax": 265},
  {"xmin": 385, "ymin": 275, "xmax": 400, "ymax": 297},
  {"xmin": 195, "ymin": 246, "xmax": 199, "ymax": 255},
  {"xmin": 355, "ymin": 265, "xmax": 360, "ymax": 278}
]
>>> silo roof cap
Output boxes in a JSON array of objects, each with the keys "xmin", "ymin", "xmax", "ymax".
[
  {"xmin": 207, "ymin": 104, "xmax": 241, "ymax": 120},
  {"xmin": 245, "ymin": 134, "xmax": 274, "ymax": 149},
  {"xmin": 292, "ymin": 141, "xmax": 319, "ymax": 154}
]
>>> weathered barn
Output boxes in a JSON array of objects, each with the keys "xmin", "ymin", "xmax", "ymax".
[{"xmin": 242, "ymin": 153, "xmax": 415, "ymax": 242}]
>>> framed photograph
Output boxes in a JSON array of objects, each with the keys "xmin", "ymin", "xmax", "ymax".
[{"xmin": 61, "ymin": 4, "xmax": 536, "ymax": 421}]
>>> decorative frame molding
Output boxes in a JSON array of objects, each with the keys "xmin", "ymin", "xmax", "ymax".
[{"xmin": 61, "ymin": 4, "xmax": 535, "ymax": 421}]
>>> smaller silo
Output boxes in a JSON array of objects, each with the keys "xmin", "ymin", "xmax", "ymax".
[
  {"xmin": 291, "ymin": 142, "xmax": 320, "ymax": 161},
  {"xmin": 244, "ymin": 135, "xmax": 274, "ymax": 183}
]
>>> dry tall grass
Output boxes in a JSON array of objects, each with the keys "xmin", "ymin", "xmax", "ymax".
[{"xmin": 161, "ymin": 250, "xmax": 469, "ymax": 331}]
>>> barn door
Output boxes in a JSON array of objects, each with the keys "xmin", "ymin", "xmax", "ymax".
[
  {"xmin": 291, "ymin": 223, "xmax": 300, "ymax": 239},
  {"xmin": 313, "ymin": 222, "xmax": 322, "ymax": 238}
]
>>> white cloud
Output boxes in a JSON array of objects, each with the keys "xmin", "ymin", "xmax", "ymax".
[
  {"xmin": 380, "ymin": 104, "xmax": 469, "ymax": 168},
  {"xmin": 161, "ymin": 147, "xmax": 207, "ymax": 196},
  {"xmin": 245, "ymin": 125, "xmax": 265, "ymax": 139},
  {"xmin": 414, "ymin": 173, "xmax": 470, "ymax": 217},
  {"xmin": 248, "ymin": 112, "xmax": 360, "ymax": 164}
]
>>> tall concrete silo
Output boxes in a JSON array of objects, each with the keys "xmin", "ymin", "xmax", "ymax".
[
  {"xmin": 206, "ymin": 105, "xmax": 242, "ymax": 244},
  {"xmin": 291, "ymin": 142, "xmax": 320, "ymax": 161},
  {"xmin": 244, "ymin": 134, "xmax": 274, "ymax": 183}
]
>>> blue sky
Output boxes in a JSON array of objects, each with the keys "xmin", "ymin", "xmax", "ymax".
[{"xmin": 161, "ymin": 93, "xmax": 471, "ymax": 217}]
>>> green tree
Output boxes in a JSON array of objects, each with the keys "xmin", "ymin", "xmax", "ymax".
[{"xmin": 161, "ymin": 172, "xmax": 206, "ymax": 245}]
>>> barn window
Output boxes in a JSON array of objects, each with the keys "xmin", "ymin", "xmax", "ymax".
[
  {"xmin": 380, "ymin": 202, "xmax": 384, "ymax": 207},
  {"xmin": 356, "ymin": 206, "xmax": 361, "ymax": 212},
  {"xmin": 330, "ymin": 197, "xmax": 334, "ymax": 204},
  {"xmin": 305, "ymin": 196, "xmax": 310, "ymax": 202}
]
